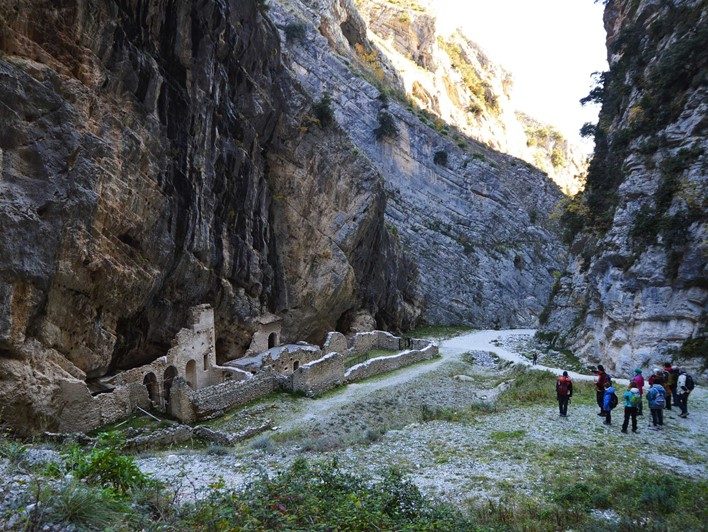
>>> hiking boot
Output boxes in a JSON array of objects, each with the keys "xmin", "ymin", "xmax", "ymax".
[
  {"xmin": 603, "ymin": 421, "xmax": 611, "ymax": 425},
  {"xmin": 621, "ymin": 429, "xmax": 628, "ymax": 433},
  {"xmin": 679, "ymin": 413, "xmax": 688, "ymax": 418},
  {"xmin": 632, "ymin": 429, "xmax": 638, "ymax": 433},
  {"xmin": 597, "ymin": 412, "xmax": 605, "ymax": 416}
]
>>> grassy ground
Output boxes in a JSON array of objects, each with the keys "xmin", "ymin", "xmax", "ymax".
[
  {"xmin": 344, "ymin": 348, "xmax": 399, "ymax": 369},
  {"xmin": 408, "ymin": 324, "xmax": 474, "ymax": 339}
]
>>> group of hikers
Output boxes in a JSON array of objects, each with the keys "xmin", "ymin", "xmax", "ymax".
[{"xmin": 554, "ymin": 362, "xmax": 696, "ymax": 433}]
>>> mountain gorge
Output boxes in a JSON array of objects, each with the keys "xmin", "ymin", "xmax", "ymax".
[{"xmin": 542, "ymin": 0, "xmax": 707, "ymax": 374}]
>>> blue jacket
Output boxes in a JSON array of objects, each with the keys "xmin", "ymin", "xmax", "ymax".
[
  {"xmin": 623, "ymin": 390, "xmax": 640, "ymax": 408},
  {"xmin": 603, "ymin": 386, "xmax": 615, "ymax": 410},
  {"xmin": 646, "ymin": 384, "xmax": 666, "ymax": 409}
]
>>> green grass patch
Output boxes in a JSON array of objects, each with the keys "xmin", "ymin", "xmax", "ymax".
[
  {"xmin": 489, "ymin": 429, "xmax": 525, "ymax": 442},
  {"xmin": 408, "ymin": 324, "xmax": 473, "ymax": 339},
  {"xmin": 498, "ymin": 367, "xmax": 597, "ymax": 408},
  {"xmin": 345, "ymin": 349, "xmax": 399, "ymax": 369}
]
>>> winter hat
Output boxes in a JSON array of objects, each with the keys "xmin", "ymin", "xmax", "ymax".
[
  {"xmin": 664, "ymin": 362, "xmax": 672, "ymax": 368},
  {"xmin": 563, "ymin": 371, "xmax": 568, "ymax": 377},
  {"xmin": 631, "ymin": 387, "xmax": 639, "ymax": 394},
  {"xmin": 597, "ymin": 364, "xmax": 605, "ymax": 372},
  {"xmin": 634, "ymin": 368, "xmax": 642, "ymax": 375},
  {"xmin": 653, "ymin": 368, "xmax": 662, "ymax": 374}
]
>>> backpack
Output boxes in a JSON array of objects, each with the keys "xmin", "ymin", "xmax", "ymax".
[
  {"xmin": 654, "ymin": 391, "xmax": 666, "ymax": 408},
  {"xmin": 630, "ymin": 393, "xmax": 641, "ymax": 407},
  {"xmin": 685, "ymin": 374, "xmax": 695, "ymax": 391},
  {"xmin": 557, "ymin": 379, "xmax": 569, "ymax": 396},
  {"xmin": 609, "ymin": 392, "xmax": 618, "ymax": 410}
]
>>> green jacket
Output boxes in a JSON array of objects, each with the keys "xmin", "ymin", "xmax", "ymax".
[{"xmin": 623, "ymin": 390, "xmax": 640, "ymax": 408}]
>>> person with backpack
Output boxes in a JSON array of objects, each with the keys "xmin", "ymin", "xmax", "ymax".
[
  {"xmin": 646, "ymin": 381, "xmax": 666, "ymax": 430},
  {"xmin": 556, "ymin": 371, "xmax": 573, "ymax": 417},
  {"xmin": 621, "ymin": 384, "xmax": 641, "ymax": 433},
  {"xmin": 648, "ymin": 368, "xmax": 665, "ymax": 388},
  {"xmin": 532, "ymin": 353, "xmax": 538, "ymax": 366},
  {"xmin": 602, "ymin": 380, "xmax": 617, "ymax": 425},
  {"xmin": 631, "ymin": 368, "xmax": 645, "ymax": 416},
  {"xmin": 663, "ymin": 362, "xmax": 677, "ymax": 410},
  {"xmin": 676, "ymin": 369, "xmax": 695, "ymax": 418},
  {"xmin": 594, "ymin": 365, "xmax": 610, "ymax": 416}
]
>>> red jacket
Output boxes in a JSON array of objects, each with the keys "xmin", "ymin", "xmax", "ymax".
[
  {"xmin": 595, "ymin": 371, "xmax": 609, "ymax": 391},
  {"xmin": 632, "ymin": 374, "xmax": 645, "ymax": 395}
]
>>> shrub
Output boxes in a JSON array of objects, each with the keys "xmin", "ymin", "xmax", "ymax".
[
  {"xmin": 433, "ymin": 150, "xmax": 448, "ymax": 166},
  {"xmin": 283, "ymin": 22, "xmax": 306, "ymax": 42},
  {"xmin": 312, "ymin": 93, "xmax": 335, "ymax": 128},
  {"xmin": 579, "ymin": 122, "xmax": 596, "ymax": 138},
  {"xmin": 48, "ymin": 482, "xmax": 130, "ymax": 530},
  {"xmin": 62, "ymin": 432, "xmax": 153, "ymax": 494},
  {"xmin": 375, "ymin": 111, "xmax": 399, "ymax": 140}
]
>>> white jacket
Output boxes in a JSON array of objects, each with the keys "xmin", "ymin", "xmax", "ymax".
[{"xmin": 677, "ymin": 374, "xmax": 689, "ymax": 395}]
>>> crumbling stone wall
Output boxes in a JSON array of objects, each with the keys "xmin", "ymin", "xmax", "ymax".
[
  {"xmin": 345, "ymin": 344, "xmax": 438, "ymax": 383},
  {"xmin": 290, "ymin": 352, "xmax": 345, "ymax": 396}
]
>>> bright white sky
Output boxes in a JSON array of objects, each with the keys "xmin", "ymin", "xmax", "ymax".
[{"xmin": 432, "ymin": 0, "xmax": 608, "ymax": 151}]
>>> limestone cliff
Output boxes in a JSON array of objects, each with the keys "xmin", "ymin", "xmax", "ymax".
[
  {"xmin": 541, "ymin": 0, "xmax": 707, "ymax": 375},
  {"xmin": 352, "ymin": 0, "xmax": 587, "ymax": 195},
  {"xmin": 0, "ymin": 0, "xmax": 419, "ymax": 431},
  {"xmin": 270, "ymin": 0, "xmax": 567, "ymax": 327}
]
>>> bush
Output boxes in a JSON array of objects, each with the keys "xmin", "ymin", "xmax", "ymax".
[
  {"xmin": 433, "ymin": 150, "xmax": 448, "ymax": 166},
  {"xmin": 48, "ymin": 482, "xmax": 130, "ymax": 530},
  {"xmin": 62, "ymin": 432, "xmax": 153, "ymax": 494},
  {"xmin": 375, "ymin": 111, "xmax": 399, "ymax": 140},
  {"xmin": 182, "ymin": 459, "xmax": 470, "ymax": 530},
  {"xmin": 312, "ymin": 93, "xmax": 335, "ymax": 128},
  {"xmin": 579, "ymin": 122, "xmax": 596, "ymax": 138}
]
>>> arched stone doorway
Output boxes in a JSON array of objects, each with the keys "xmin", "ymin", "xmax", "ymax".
[
  {"xmin": 268, "ymin": 332, "xmax": 278, "ymax": 349},
  {"xmin": 142, "ymin": 372, "xmax": 159, "ymax": 404},
  {"xmin": 163, "ymin": 366, "xmax": 178, "ymax": 409},
  {"xmin": 185, "ymin": 359, "xmax": 197, "ymax": 389}
]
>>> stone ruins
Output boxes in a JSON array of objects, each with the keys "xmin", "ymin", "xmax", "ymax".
[{"xmin": 55, "ymin": 305, "xmax": 438, "ymax": 432}]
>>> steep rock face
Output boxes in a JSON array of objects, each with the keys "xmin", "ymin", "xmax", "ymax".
[
  {"xmin": 542, "ymin": 0, "xmax": 707, "ymax": 375},
  {"xmin": 353, "ymin": 0, "xmax": 587, "ymax": 195},
  {"xmin": 0, "ymin": 0, "xmax": 419, "ymax": 432},
  {"xmin": 270, "ymin": 0, "xmax": 567, "ymax": 327}
]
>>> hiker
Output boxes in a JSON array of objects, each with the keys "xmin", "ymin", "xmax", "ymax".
[
  {"xmin": 646, "ymin": 380, "xmax": 666, "ymax": 430},
  {"xmin": 532, "ymin": 353, "xmax": 538, "ymax": 365},
  {"xmin": 594, "ymin": 365, "xmax": 610, "ymax": 416},
  {"xmin": 648, "ymin": 367, "xmax": 665, "ymax": 387},
  {"xmin": 602, "ymin": 380, "xmax": 616, "ymax": 425},
  {"xmin": 664, "ymin": 362, "xmax": 678, "ymax": 410},
  {"xmin": 676, "ymin": 369, "xmax": 695, "ymax": 418},
  {"xmin": 621, "ymin": 384, "xmax": 640, "ymax": 433},
  {"xmin": 631, "ymin": 368, "xmax": 645, "ymax": 415},
  {"xmin": 556, "ymin": 371, "xmax": 573, "ymax": 417}
]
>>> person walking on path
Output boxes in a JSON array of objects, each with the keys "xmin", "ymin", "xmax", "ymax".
[
  {"xmin": 532, "ymin": 353, "xmax": 538, "ymax": 365},
  {"xmin": 621, "ymin": 385, "xmax": 641, "ymax": 433},
  {"xmin": 664, "ymin": 362, "xmax": 678, "ymax": 410},
  {"xmin": 676, "ymin": 370, "xmax": 694, "ymax": 418},
  {"xmin": 594, "ymin": 365, "xmax": 610, "ymax": 416},
  {"xmin": 646, "ymin": 381, "xmax": 666, "ymax": 430},
  {"xmin": 602, "ymin": 380, "xmax": 616, "ymax": 425},
  {"xmin": 556, "ymin": 371, "xmax": 573, "ymax": 417},
  {"xmin": 631, "ymin": 368, "xmax": 645, "ymax": 416}
]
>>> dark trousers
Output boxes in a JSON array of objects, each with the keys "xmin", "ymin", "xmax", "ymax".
[
  {"xmin": 596, "ymin": 391, "xmax": 604, "ymax": 411},
  {"xmin": 637, "ymin": 396, "xmax": 643, "ymax": 415},
  {"xmin": 558, "ymin": 396, "xmax": 569, "ymax": 416},
  {"xmin": 665, "ymin": 387, "xmax": 673, "ymax": 409},
  {"xmin": 677, "ymin": 393, "xmax": 688, "ymax": 415},
  {"xmin": 650, "ymin": 408, "xmax": 664, "ymax": 426},
  {"xmin": 605, "ymin": 409, "xmax": 611, "ymax": 424},
  {"xmin": 622, "ymin": 407, "xmax": 637, "ymax": 431}
]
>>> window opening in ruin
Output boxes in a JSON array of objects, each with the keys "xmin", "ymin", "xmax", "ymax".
[
  {"xmin": 203, "ymin": 353, "xmax": 209, "ymax": 370},
  {"xmin": 293, "ymin": 360, "xmax": 300, "ymax": 371},
  {"xmin": 186, "ymin": 359, "xmax": 197, "ymax": 388},
  {"xmin": 268, "ymin": 332, "xmax": 278, "ymax": 349},
  {"xmin": 163, "ymin": 366, "xmax": 178, "ymax": 406},
  {"xmin": 143, "ymin": 372, "xmax": 158, "ymax": 403}
]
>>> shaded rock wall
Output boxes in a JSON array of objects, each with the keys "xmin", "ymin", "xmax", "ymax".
[{"xmin": 541, "ymin": 0, "xmax": 707, "ymax": 375}]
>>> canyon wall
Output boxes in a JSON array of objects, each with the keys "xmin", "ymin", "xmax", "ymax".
[
  {"xmin": 0, "ymin": 0, "xmax": 418, "ymax": 432},
  {"xmin": 542, "ymin": 0, "xmax": 707, "ymax": 375}
]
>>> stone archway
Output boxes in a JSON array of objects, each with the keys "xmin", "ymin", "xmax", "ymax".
[
  {"xmin": 142, "ymin": 372, "xmax": 159, "ymax": 404},
  {"xmin": 268, "ymin": 332, "xmax": 278, "ymax": 349},
  {"xmin": 185, "ymin": 359, "xmax": 197, "ymax": 389},
  {"xmin": 163, "ymin": 366, "xmax": 178, "ymax": 408}
]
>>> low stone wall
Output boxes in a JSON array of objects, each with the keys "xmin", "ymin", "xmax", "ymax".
[
  {"xmin": 186, "ymin": 370, "xmax": 279, "ymax": 422},
  {"xmin": 290, "ymin": 352, "xmax": 345, "ymax": 396},
  {"xmin": 347, "ymin": 330, "xmax": 401, "ymax": 355},
  {"xmin": 345, "ymin": 344, "xmax": 439, "ymax": 383}
]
